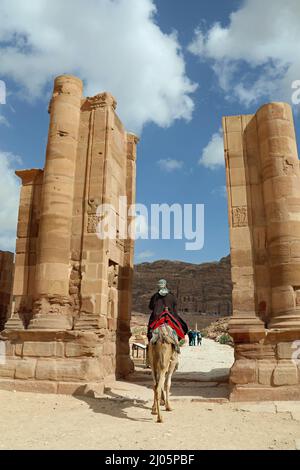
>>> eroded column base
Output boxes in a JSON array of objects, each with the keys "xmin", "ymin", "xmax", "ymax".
[
  {"xmin": 0, "ymin": 378, "xmax": 105, "ymax": 397},
  {"xmin": 230, "ymin": 329, "xmax": 300, "ymax": 401},
  {"xmin": 0, "ymin": 328, "xmax": 133, "ymax": 396},
  {"xmin": 230, "ymin": 385, "xmax": 300, "ymax": 401}
]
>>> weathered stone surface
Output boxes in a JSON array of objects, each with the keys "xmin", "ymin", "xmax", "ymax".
[
  {"xmin": 23, "ymin": 342, "xmax": 64, "ymax": 358},
  {"xmin": 258, "ymin": 361, "xmax": 276, "ymax": 386},
  {"xmin": 0, "ymin": 75, "xmax": 138, "ymax": 394},
  {"xmin": 230, "ymin": 385, "xmax": 300, "ymax": 401},
  {"xmin": 15, "ymin": 359, "xmax": 36, "ymax": 379},
  {"xmin": 230, "ymin": 360, "xmax": 257, "ymax": 385},
  {"xmin": 0, "ymin": 358, "xmax": 17, "ymax": 378},
  {"xmin": 224, "ymin": 102, "xmax": 300, "ymax": 400},
  {"xmin": 0, "ymin": 251, "xmax": 14, "ymax": 331},
  {"xmin": 65, "ymin": 342, "xmax": 99, "ymax": 358},
  {"xmin": 273, "ymin": 362, "xmax": 299, "ymax": 386},
  {"xmin": 277, "ymin": 342, "xmax": 295, "ymax": 360}
]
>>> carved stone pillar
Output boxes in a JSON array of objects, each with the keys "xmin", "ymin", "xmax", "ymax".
[
  {"xmin": 224, "ymin": 103, "xmax": 300, "ymax": 401},
  {"xmin": 6, "ymin": 169, "xmax": 43, "ymax": 330},
  {"xmin": 29, "ymin": 75, "xmax": 83, "ymax": 330},
  {"xmin": 223, "ymin": 115, "xmax": 265, "ymax": 343},
  {"xmin": 257, "ymin": 102, "xmax": 300, "ymax": 329},
  {"xmin": 116, "ymin": 132, "xmax": 138, "ymax": 377}
]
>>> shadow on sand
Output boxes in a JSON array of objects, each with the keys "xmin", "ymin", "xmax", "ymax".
[{"xmin": 73, "ymin": 388, "xmax": 153, "ymax": 422}]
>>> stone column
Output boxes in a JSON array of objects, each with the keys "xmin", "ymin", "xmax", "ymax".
[
  {"xmin": 116, "ymin": 132, "xmax": 138, "ymax": 377},
  {"xmin": 223, "ymin": 115, "xmax": 265, "ymax": 342},
  {"xmin": 0, "ymin": 251, "xmax": 14, "ymax": 331},
  {"xmin": 257, "ymin": 102, "xmax": 300, "ymax": 329},
  {"xmin": 5, "ymin": 169, "xmax": 43, "ymax": 330},
  {"xmin": 29, "ymin": 75, "xmax": 83, "ymax": 330}
]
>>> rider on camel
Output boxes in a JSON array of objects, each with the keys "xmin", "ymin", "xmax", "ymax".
[{"xmin": 147, "ymin": 279, "xmax": 188, "ymax": 341}]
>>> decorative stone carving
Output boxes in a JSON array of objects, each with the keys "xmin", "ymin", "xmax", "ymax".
[
  {"xmin": 84, "ymin": 92, "xmax": 117, "ymax": 110},
  {"xmin": 87, "ymin": 215, "xmax": 100, "ymax": 234},
  {"xmin": 87, "ymin": 198, "xmax": 101, "ymax": 234},
  {"xmin": 232, "ymin": 206, "xmax": 248, "ymax": 227},
  {"xmin": 282, "ymin": 157, "xmax": 295, "ymax": 176}
]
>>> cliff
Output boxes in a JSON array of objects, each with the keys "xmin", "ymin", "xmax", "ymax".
[{"xmin": 132, "ymin": 255, "xmax": 232, "ymax": 316}]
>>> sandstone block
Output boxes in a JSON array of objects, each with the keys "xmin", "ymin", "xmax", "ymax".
[
  {"xmin": 230, "ymin": 359, "xmax": 257, "ymax": 385},
  {"xmin": 258, "ymin": 361, "xmax": 275, "ymax": 386},
  {"xmin": 65, "ymin": 342, "xmax": 98, "ymax": 358},
  {"xmin": 273, "ymin": 362, "xmax": 298, "ymax": 386},
  {"xmin": 15, "ymin": 359, "xmax": 36, "ymax": 379},
  {"xmin": 15, "ymin": 343, "xmax": 23, "ymax": 356},
  {"xmin": 277, "ymin": 342, "xmax": 295, "ymax": 360},
  {"xmin": 23, "ymin": 341, "xmax": 64, "ymax": 358},
  {"xmin": 35, "ymin": 359, "xmax": 57, "ymax": 381},
  {"xmin": 0, "ymin": 358, "xmax": 17, "ymax": 378}
]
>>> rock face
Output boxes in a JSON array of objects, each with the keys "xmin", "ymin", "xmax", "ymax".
[
  {"xmin": 0, "ymin": 75, "xmax": 138, "ymax": 395},
  {"xmin": 133, "ymin": 256, "xmax": 232, "ymax": 316},
  {"xmin": 224, "ymin": 102, "xmax": 300, "ymax": 400}
]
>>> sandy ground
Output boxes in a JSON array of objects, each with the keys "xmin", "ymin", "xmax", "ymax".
[{"xmin": 0, "ymin": 339, "xmax": 300, "ymax": 450}]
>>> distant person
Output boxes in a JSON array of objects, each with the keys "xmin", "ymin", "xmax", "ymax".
[
  {"xmin": 147, "ymin": 279, "xmax": 188, "ymax": 342},
  {"xmin": 188, "ymin": 330, "xmax": 194, "ymax": 346},
  {"xmin": 192, "ymin": 330, "xmax": 197, "ymax": 346},
  {"xmin": 197, "ymin": 331, "xmax": 202, "ymax": 346}
]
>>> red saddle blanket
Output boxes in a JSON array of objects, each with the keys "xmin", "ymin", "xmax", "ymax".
[{"xmin": 149, "ymin": 310, "xmax": 185, "ymax": 340}]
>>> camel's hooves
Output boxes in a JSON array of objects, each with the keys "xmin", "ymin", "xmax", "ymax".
[
  {"xmin": 157, "ymin": 418, "xmax": 163, "ymax": 423},
  {"xmin": 166, "ymin": 406, "xmax": 173, "ymax": 412},
  {"xmin": 151, "ymin": 410, "xmax": 158, "ymax": 415}
]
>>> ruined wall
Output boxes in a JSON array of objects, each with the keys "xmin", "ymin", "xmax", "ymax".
[
  {"xmin": 0, "ymin": 75, "xmax": 138, "ymax": 395},
  {"xmin": 223, "ymin": 102, "xmax": 300, "ymax": 400},
  {"xmin": 0, "ymin": 251, "xmax": 14, "ymax": 331}
]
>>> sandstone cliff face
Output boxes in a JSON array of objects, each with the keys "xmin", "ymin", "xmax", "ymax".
[{"xmin": 133, "ymin": 255, "xmax": 232, "ymax": 316}]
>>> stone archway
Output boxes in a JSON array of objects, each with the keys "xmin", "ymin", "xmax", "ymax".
[
  {"xmin": 0, "ymin": 76, "xmax": 299, "ymax": 401},
  {"xmin": 223, "ymin": 102, "xmax": 300, "ymax": 400}
]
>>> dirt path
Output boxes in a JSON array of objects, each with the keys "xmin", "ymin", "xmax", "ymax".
[{"xmin": 0, "ymin": 339, "xmax": 299, "ymax": 450}]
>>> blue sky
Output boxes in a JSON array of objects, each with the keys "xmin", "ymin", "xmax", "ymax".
[{"xmin": 0, "ymin": 0, "xmax": 299, "ymax": 264}]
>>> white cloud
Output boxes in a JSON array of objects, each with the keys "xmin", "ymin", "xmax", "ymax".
[
  {"xmin": 0, "ymin": 0, "xmax": 197, "ymax": 133},
  {"xmin": 0, "ymin": 114, "xmax": 9, "ymax": 126},
  {"xmin": 136, "ymin": 250, "xmax": 155, "ymax": 261},
  {"xmin": 0, "ymin": 151, "xmax": 21, "ymax": 251},
  {"xmin": 199, "ymin": 130, "xmax": 224, "ymax": 170},
  {"xmin": 157, "ymin": 159, "xmax": 183, "ymax": 172},
  {"xmin": 188, "ymin": 0, "xmax": 300, "ymax": 106}
]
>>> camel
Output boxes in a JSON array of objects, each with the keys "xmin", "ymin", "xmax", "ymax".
[{"xmin": 148, "ymin": 324, "xmax": 179, "ymax": 423}]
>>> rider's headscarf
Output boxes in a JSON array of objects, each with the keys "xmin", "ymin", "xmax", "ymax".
[{"xmin": 157, "ymin": 279, "xmax": 169, "ymax": 296}]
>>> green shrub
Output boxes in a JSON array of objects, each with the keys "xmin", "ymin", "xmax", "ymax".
[{"xmin": 218, "ymin": 333, "xmax": 232, "ymax": 344}]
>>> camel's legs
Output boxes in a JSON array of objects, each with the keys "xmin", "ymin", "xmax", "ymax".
[
  {"xmin": 155, "ymin": 371, "xmax": 167, "ymax": 423},
  {"xmin": 160, "ymin": 390, "xmax": 165, "ymax": 406},
  {"xmin": 151, "ymin": 369, "xmax": 158, "ymax": 415},
  {"xmin": 165, "ymin": 354, "xmax": 178, "ymax": 412}
]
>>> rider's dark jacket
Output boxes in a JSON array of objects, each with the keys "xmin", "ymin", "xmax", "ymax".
[{"xmin": 147, "ymin": 292, "xmax": 188, "ymax": 340}]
